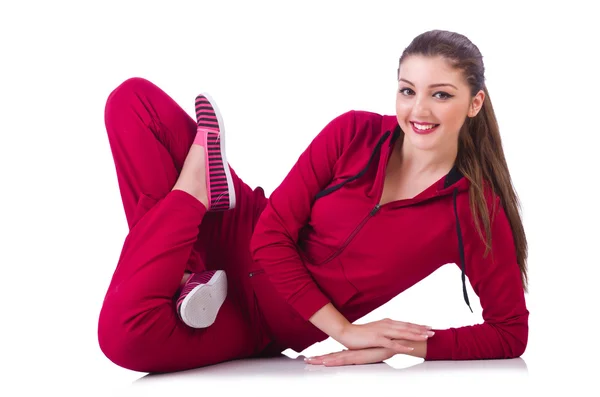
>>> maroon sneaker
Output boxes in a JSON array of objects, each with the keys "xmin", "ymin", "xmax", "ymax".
[
  {"xmin": 176, "ymin": 270, "xmax": 227, "ymax": 328},
  {"xmin": 193, "ymin": 93, "xmax": 236, "ymax": 211}
]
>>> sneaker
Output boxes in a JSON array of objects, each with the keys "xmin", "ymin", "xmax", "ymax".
[
  {"xmin": 193, "ymin": 93, "xmax": 236, "ymax": 211},
  {"xmin": 176, "ymin": 270, "xmax": 228, "ymax": 328}
]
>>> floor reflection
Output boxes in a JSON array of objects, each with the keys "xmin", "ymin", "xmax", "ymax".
[{"xmin": 134, "ymin": 354, "xmax": 528, "ymax": 383}]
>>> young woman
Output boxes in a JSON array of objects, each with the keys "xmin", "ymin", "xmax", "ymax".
[{"xmin": 98, "ymin": 29, "xmax": 529, "ymax": 373}]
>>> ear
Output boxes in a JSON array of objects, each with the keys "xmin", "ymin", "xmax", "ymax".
[{"xmin": 468, "ymin": 90, "xmax": 485, "ymax": 118}]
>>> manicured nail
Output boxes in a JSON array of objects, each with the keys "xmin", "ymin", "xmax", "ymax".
[{"xmin": 427, "ymin": 331, "xmax": 435, "ymax": 337}]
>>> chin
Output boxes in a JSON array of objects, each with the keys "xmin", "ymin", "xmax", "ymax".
[{"xmin": 404, "ymin": 130, "xmax": 441, "ymax": 152}]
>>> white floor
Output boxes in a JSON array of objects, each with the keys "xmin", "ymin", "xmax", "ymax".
[
  {"xmin": 87, "ymin": 350, "xmax": 578, "ymax": 397},
  {"xmin": 128, "ymin": 354, "xmax": 529, "ymax": 396}
]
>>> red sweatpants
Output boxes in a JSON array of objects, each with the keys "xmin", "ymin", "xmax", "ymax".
[{"xmin": 97, "ymin": 78, "xmax": 323, "ymax": 374}]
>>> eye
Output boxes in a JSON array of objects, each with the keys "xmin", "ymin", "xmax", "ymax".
[
  {"xmin": 398, "ymin": 87, "xmax": 414, "ymax": 96},
  {"xmin": 434, "ymin": 91, "xmax": 453, "ymax": 100}
]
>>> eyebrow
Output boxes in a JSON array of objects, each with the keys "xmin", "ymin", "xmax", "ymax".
[{"xmin": 399, "ymin": 78, "xmax": 458, "ymax": 90}]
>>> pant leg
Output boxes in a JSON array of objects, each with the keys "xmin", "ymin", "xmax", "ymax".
[
  {"xmin": 104, "ymin": 76, "xmax": 268, "ymax": 272},
  {"xmin": 99, "ymin": 77, "xmax": 270, "ymax": 373},
  {"xmin": 98, "ymin": 191, "xmax": 264, "ymax": 373},
  {"xmin": 104, "ymin": 77, "xmax": 196, "ymax": 229}
]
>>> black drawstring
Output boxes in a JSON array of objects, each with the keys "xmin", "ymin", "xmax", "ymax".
[
  {"xmin": 314, "ymin": 128, "xmax": 472, "ymax": 313},
  {"xmin": 453, "ymin": 188, "xmax": 473, "ymax": 313}
]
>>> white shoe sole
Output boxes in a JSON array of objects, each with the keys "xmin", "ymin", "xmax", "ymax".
[{"xmin": 179, "ymin": 270, "xmax": 228, "ymax": 328}]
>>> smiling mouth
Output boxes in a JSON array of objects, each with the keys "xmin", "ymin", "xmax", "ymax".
[
  {"xmin": 410, "ymin": 122, "xmax": 440, "ymax": 134},
  {"xmin": 411, "ymin": 122, "xmax": 439, "ymax": 130}
]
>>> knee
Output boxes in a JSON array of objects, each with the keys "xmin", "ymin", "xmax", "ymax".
[
  {"xmin": 97, "ymin": 300, "xmax": 161, "ymax": 373},
  {"xmin": 98, "ymin": 301, "xmax": 137, "ymax": 371},
  {"xmin": 107, "ymin": 77, "xmax": 152, "ymax": 102},
  {"xmin": 104, "ymin": 77, "xmax": 154, "ymax": 124}
]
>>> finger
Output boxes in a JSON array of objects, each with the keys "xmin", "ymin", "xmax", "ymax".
[
  {"xmin": 322, "ymin": 352, "xmax": 355, "ymax": 367},
  {"xmin": 381, "ymin": 338, "xmax": 415, "ymax": 354},
  {"xmin": 323, "ymin": 358, "xmax": 346, "ymax": 367},
  {"xmin": 384, "ymin": 329, "xmax": 434, "ymax": 342},
  {"xmin": 305, "ymin": 355, "xmax": 327, "ymax": 364},
  {"xmin": 402, "ymin": 321, "xmax": 432, "ymax": 329},
  {"xmin": 308, "ymin": 350, "xmax": 347, "ymax": 361},
  {"xmin": 377, "ymin": 322, "xmax": 434, "ymax": 338},
  {"xmin": 305, "ymin": 351, "xmax": 346, "ymax": 364},
  {"xmin": 378, "ymin": 319, "xmax": 431, "ymax": 334},
  {"xmin": 386, "ymin": 318, "xmax": 432, "ymax": 331},
  {"xmin": 305, "ymin": 357, "xmax": 323, "ymax": 365}
]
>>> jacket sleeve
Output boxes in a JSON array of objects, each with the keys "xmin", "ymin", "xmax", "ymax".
[
  {"xmin": 426, "ymin": 195, "xmax": 529, "ymax": 360},
  {"xmin": 249, "ymin": 110, "xmax": 357, "ymax": 321}
]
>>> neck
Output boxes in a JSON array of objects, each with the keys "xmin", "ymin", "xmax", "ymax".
[{"xmin": 399, "ymin": 136, "xmax": 457, "ymax": 176}]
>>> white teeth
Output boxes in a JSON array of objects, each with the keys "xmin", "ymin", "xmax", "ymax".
[{"xmin": 413, "ymin": 123, "xmax": 437, "ymax": 130}]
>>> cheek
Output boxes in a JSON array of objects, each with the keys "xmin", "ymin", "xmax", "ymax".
[
  {"xmin": 395, "ymin": 99, "xmax": 411, "ymax": 117},
  {"xmin": 441, "ymin": 106, "xmax": 467, "ymax": 129}
]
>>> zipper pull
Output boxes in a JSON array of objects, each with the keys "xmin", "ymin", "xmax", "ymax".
[{"xmin": 370, "ymin": 204, "xmax": 380, "ymax": 216}]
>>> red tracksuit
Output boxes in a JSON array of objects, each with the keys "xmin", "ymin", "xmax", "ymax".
[{"xmin": 98, "ymin": 78, "xmax": 528, "ymax": 374}]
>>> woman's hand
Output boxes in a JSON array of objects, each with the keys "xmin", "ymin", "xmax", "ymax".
[
  {"xmin": 335, "ymin": 318, "xmax": 434, "ymax": 354},
  {"xmin": 305, "ymin": 347, "xmax": 396, "ymax": 367}
]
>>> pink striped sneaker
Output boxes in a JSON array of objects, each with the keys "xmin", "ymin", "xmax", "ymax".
[
  {"xmin": 193, "ymin": 93, "xmax": 236, "ymax": 211},
  {"xmin": 176, "ymin": 270, "xmax": 228, "ymax": 328}
]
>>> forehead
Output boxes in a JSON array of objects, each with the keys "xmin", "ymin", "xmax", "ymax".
[{"xmin": 399, "ymin": 55, "xmax": 465, "ymax": 86}]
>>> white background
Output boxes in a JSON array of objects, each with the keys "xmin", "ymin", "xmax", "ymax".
[{"xmin": 1, "ymin": 0, "xmax": 598, "ymax": 396}]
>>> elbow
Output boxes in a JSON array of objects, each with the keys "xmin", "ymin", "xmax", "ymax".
[
  {"xmin": 494, "ymin": 316, "xmax": 529, "ymax": 359},
  {"xmin": 510, "ymin": 311, "xmax": 529, "ymax": 358},
  {"xmin": 509, "ymin": 333, "xmax": 528, "ymax": 358}
]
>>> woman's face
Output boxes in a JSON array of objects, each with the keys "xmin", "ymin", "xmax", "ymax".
[{"xmin": 396, "ymin": 55, "xmax": 484, "ymax": 155}]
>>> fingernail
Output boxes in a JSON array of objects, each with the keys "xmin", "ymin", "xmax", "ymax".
[{"xmin": 427, "ymin": 331, "xmax": 435, "ymax": 337}]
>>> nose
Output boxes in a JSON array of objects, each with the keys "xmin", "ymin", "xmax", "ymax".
[{"xmin": 412, "ymin": 95, "xmax": 431, "ymax": 117}]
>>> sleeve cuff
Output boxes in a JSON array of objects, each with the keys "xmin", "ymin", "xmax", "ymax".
[
  {"xmin": 288, "ymin": 283, "xmax": 331, "ymax": 321},
  {"xmin": 425, "ymin": 328, "xmax": 455, "ymax": 360}
]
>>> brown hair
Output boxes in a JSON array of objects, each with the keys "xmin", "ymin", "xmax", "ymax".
[{"xmin": 398, "ymin": 30, "xmax": 528, "ymax": 291}]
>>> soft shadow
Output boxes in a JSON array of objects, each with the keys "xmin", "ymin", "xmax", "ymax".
[{"xmin": 134, "ymin": 354, "xmax": 528, "ymax": 384}]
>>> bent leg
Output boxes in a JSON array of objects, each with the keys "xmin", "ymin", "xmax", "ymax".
[
  {"xmin": 104, "ymin": 77, "xmax": 267, "ymax": 272},
  {"xmin": 100, "ymin": 78, "xmax": 271, "ymax": 372},
  {"xmin": 98, "ymin": 191, "xmax": 260, "ymax": 373},
  {"xmin": 100, "ymin": 78, "xmax": 265, "ymax": 373},
  {"xmin": 104, "ymin": 77, "xmax": 197, "ymax": 228}
]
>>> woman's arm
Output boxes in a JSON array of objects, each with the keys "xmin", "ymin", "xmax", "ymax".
[
  {"xmin": 308, "ymin": 302, "xmax": 352, "ymax": 340},
  {"xmin": 250, "ymin": 111, "xmax": 357, "ymax": 321},
  {"xmin": 250, "ymin": 111, "xmax": 445, "ymax": 351},
  {"xmin": 309, "ymin": 302, "xmax": 433, "ymax": 353},
  {"xmin": 425, "ymin": 195, "xmax": 529, "ymax": 360}
]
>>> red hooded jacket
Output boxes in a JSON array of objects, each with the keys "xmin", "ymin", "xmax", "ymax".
[{"xmin": 249, "ymin": 110, "xmax": 529, "ymax": 360}]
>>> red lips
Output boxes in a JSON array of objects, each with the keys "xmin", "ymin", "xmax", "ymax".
[{"xmin": 411, "ymin": 122, "xmax": 439, "ymax": 135}]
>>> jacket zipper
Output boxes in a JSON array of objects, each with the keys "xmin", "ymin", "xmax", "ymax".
[
  {"xmin": 319, "ymin": 204, "xmax": 381, "ymax": 265},
  {"xmin": 250, "ymin": 204, "xmax": 382, "ymax": 276}
]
